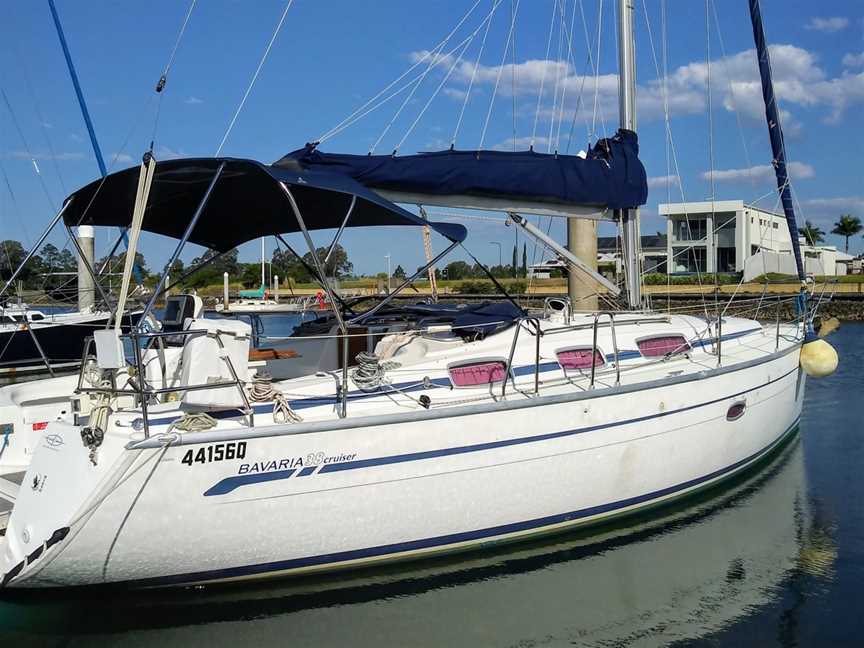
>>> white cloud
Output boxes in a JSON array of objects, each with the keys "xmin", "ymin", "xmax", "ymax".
[
  {"xmin": 184, "ymin": 96, "xmax": 203, "ymax": 105},
  {"xmin": 443, "ymin": 87, "xmax": 469, "ymax": 101},
  {"xmin": 647, "ymin": 175, "xmax": 679, "ymax": 189},
  {"xmin": 491, "ymin": 135, "xmax": 552, "ymax": 151},
  {"xmin": 804, "ymin": 17, "xmax": 849, "ymax": 33},
  {"xmin": 801, "ymin": 196, "xmax": 864, "ymax": 217},
  {"xmin": 4, "ymin": 150, "xmax": 85, "ymax": 161},
  {"xmin": 703, "ymin": 161, "xmax": 815, "ymax": 183},
  {"xmin": 68, "ymin": 133, "xmax": 84, "ymax": 143},
  {"xmin": 413, "ymin": 43, "xmax": 864, "ymax": 127},
  {"xmin": 843, "ymin": 52, "xmax": 864, "ymax": 67}
]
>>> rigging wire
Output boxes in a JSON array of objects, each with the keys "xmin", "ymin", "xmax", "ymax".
[
  {"xmin": 709, "ymin": 0, "xmax": 754, "ymax": 180},
  {"xmin": 321, "ymin": 0, "xmax": 489, "ymax": 145},
  {"xmin": 563, "ymin": 0, "xmax": 600, "ymax": 151},
  {"xmin": 452, "ymin": 0, "xmax": 501, "ymax": 147},
  {"xmin": 215, "ymin": 0, "xmax": 295, "ymax": 156},
  {"xmin": 554, "ymin": 0, "xmax": 579, "ymax": 152},
  {"xmin": 0, "ymin": 162, "xmax": 28, "ymax": 278},
  {"xmin": 705, "ymin": 0, "xmax": 720, "ymax": 314},
  {"xmin": 371, "ymin": 0, "xmax": 486, "ymax": 154},
  {"xmin": 639, "ymin": 0, "xmax": 709, "ymax": 319},
  {"xmin": 589, "ymin": 0, "xmax": 603, "ymax": 143},
  {"xmin": 662, "ymin": 0, "xmax": 671, "ymax": 309},
  {"xmin": 395, "ymin": 37, "xmax": 476, "ymax": 152},
  {"xmin": 371, "ymin": 50, "xmax": 447, "ymax": 154},
  {"xmin": 547, "ymin": 0, "xmax": 566, "ymax": 151},
  {"xmin": 1, "ymin": 89, "xmax": 57, "ymax": 212},
  {"xmin": 151, "ymin": 0, "xmax": 198, "ymax": 147},
  {"xmin": 479, "ymin": 0, "xmax": 522, "ymax": 151},
  {"xmin": 11, "ymin": 41, "xmax": 67, "ymax": 197},
  {"xmin": 530, "ymin": 0, "xmax": 559, "ymax": 149},
  {"xmin": 323, "ymin": 31, "xmax": 487, "ymax": 148},
  {"xmin": 510, "ymin": 0, "xmax": 518, "ymax": 151}
]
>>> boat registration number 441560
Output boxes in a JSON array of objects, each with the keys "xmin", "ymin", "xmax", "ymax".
[{"xmin": 181, "ymin": 442, "xmax": 247, "ymax": 466}]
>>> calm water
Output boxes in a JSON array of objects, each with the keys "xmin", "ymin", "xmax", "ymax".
[{"xmin": 0, "ymin": 323, "xmax": 861, "ymax": 647}]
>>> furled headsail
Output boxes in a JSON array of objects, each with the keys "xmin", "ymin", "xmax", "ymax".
[
  {"xmin": 748, "ymin": 0, "xmax": 804, "ymax": 281},
  {"xmin": 275, "ymin": 129, "xmax": 648, "ymax": 216}
]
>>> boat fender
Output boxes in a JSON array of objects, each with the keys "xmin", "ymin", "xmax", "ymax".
[{"xmin": 799, "ymin": 332, "xmax": 838, "ymax": 378}]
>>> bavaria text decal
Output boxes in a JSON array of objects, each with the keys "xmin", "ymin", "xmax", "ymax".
[{"xmin": 203, "ymin": 450, "xmax": 357, "ymax": 497}]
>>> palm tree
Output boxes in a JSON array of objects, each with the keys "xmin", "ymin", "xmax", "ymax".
[
  {"xmin": 800, "ymin": 221, "xmax": 825, "ymax": 246},
  {"xmin": 831, "ymin": 214, "xmax": 862, "ymax": 253}
]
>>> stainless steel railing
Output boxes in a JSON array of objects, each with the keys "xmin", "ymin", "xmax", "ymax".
[{"xmin": 75, "ymin": 327, "xmax": 252, "ymax": 439}]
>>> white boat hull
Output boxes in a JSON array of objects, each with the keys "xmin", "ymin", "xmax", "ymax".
[{"xmin": 1, "ymin": 340, "xmax": 803, "ymax": 588}]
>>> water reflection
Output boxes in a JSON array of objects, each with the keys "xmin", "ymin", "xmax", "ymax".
[{"xmin": 0, "ymin": 433, "xmax": 836, "ymax": 647}]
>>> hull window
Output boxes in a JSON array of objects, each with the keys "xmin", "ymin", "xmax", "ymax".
[
  {"xmin": 557, "ymin": 348, "xmax": 605, "ymax": 370},
  {"xmin": 726, "ymin": 401, "xmax": 747, "ymax": 421},
  {"xmin": 448, "ymin": 361, "xmax": 507, "ymax": 387},
  {"xmin": 637, "ymin": 335, "xmax": 690, "ymax": 358}
]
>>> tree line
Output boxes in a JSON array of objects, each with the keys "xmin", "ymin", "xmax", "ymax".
[
  {"xmin": 0, "ymin": 239, "xmax": 357, "ymax": 294},
  {"xmin": 800, "ymin": 214, "xmax": 862, "ymax": 253}
]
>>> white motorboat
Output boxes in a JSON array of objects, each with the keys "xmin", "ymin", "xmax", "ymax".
[
  {"xmin": 214, "ymin": 294, "xmax": 329, "ymax": 314},
  {"xmin": 0, "ymin": 0, "xmax": 836, "ymax": 589}
]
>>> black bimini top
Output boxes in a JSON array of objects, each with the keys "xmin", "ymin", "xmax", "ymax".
[{"xmin": 61, "ymin": 157, "xmax": 467, "ymax": 252}]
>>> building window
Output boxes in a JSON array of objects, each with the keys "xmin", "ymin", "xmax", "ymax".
[
  {"xmin": 673, "ymin": 217, "xmax": 708, "ymax": 242},
  {"xmin": 773, "ymin": 222, "xmax": 778, "ymax": 229},
  {"xmin": 717, "ymin": 247, "xmax": 737, "ymax": 272}
]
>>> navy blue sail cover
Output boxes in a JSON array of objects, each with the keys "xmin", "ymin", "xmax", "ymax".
[{"xmin": 275, "ymin": 129, "xmax": 648, "ymax": 211}]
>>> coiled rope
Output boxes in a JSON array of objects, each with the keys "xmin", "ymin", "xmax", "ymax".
[
  {"xmin": 351, "ymin": 352, "xmax": 401, "ymax": 392},
  {"xmin": 248, "ymin": 371, "xmax": 302, "ymax": 424},
  {"xmin": 170, "ymin": 412, "xmax": 218, "ymax": 433}
]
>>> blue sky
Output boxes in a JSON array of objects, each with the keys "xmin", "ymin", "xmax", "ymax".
[{"xmin": 2, "ymin": 0, "xmax": 863, "ymax": 277}]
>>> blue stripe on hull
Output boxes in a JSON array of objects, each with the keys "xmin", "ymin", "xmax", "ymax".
[
  {"xmin": 203, "ymin": 364, "xmax": 799, "ymax": 496},
  {"xmin": 124, "ymin": 417, "xmax": 799, "ymax": 588}
]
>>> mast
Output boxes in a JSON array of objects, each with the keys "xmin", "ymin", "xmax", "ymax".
[
  {"xmin": 748, "ymin": 0, "xmax": 805, "ymax": 282},
  {"xmin": 617, "ymin": 0, "xmax": 641, "ymax": 309}
]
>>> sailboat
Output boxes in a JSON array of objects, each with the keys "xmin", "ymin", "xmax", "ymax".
[{"xmin": 0, "ymin": 0, "xmax": 836, "ymax": 589}]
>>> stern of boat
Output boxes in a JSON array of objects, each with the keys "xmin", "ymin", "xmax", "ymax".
[{"xmin": 0, "ymin": 419, "xmax": 128, "ymax": 588}]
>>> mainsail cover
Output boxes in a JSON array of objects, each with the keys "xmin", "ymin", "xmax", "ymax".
[{"xmin": 275, "ymin": 129, "xmax": 648, "ymax": 211}]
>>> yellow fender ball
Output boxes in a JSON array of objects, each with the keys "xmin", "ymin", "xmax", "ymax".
[{"xmin": 800, "ymin": 338, "xmax": 838, "ymax": 378}]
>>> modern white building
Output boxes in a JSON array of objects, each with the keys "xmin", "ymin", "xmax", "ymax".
[
  {"xmin": 661, "ymin": 200, "xmax": 849, "ymax": 278},
  {"xmin": 661, "ymin": 200, "xmax": 793, "ymax": 274}
]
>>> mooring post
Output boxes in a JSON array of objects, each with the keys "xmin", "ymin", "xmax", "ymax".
[{"xmin": 223, "ymin": 272, "xmax": 230, "ymax": 311}]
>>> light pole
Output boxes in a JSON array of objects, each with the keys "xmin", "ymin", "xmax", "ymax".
[
  {"xmin": 385, "ymin": 253, "xmax": 391, "ymax": 292},
  {"xmin": 490, "ymin": 241, "xmax": 502, "ymax": 268}
]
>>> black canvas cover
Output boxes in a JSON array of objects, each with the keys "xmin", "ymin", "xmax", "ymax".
[{"xmin": 62, "ymin": 158, "xmax": 466, "ymax": 252}]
